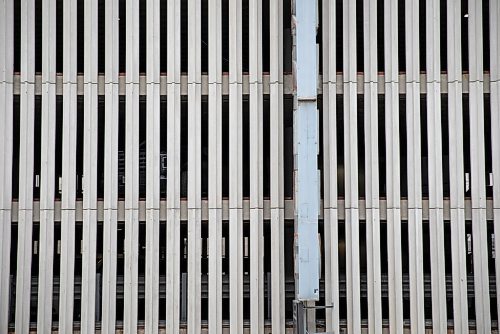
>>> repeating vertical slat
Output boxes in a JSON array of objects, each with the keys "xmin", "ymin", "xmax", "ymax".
[
  {"xmin": 166, "ymin": 0, "xmax": 181, "ymax": 331},
  {"xmin": 124, "ymin": 0, "xmax": 140, "ymax": 331},
  {"xmin": 425, "ymin": 1, "xmax": 448, "ymax": 331},
  {"xmin": 81, "ymin": 0, "xmax": 99, "ymax": 331},
  {"xmin": 249, "ymin": 0, "xmax": 264, "ymax": 332},
  {"xmin": 102, "ymin": 0, "xmax": 120, "ymax": 331},
  {"xmin": 405, "ymin": 0, "xmax": 425, "ymax": 332},
  {"xmin": 363, "ymin": 0, "xmax": 382, "ymax": 332},
  {"xmin": 269, "ymin": 0, "xmax": 285, "ymax": 332},
  {"xmin": 15, "ymin": 0, "xmax": 35, "ymax": 331},
  {"xmin": 0, "ymin": 0, "xmax": 13, "ymax": 331},
  {"xmin": 208, "ymin": 0, "xmax": 223, "ymax": 332},
  {"xmin": 144, "ymin": 206, "xmax": 159, "ymax": 334},
  {"xmin": 491, "ymin": 0, "xmax": 500, "ymax": 324},
  {"xmin": 322, "ymin": 1, "xmax": 339, "ymax": 332},
  {"xmin": 187, "ymin": 0, "xmax": 202, "ymax": 331},
  {"xmin": 145, "ymin": 0, "xmax": 160, "ymax": 332},
  {"xmin": 7, "ymin": 2, "xmax": 500, "ymax": 333},
  {"xmin": 384, "ymin": 0, "xmax": 403, "ymax": 331},
  {"xmin": 468, "ymin": 1, "xmax": 491, "ymax": 331},
  {"xmin": 59, "ymin": 0, "xmax": 78, "ymax": 329},
  {"xmin": 343, "ymin": 1, "xmax": 361, "ymax": 332},
  {"xmin": 229, "ymin": 0, "xmax": 243, "ymax": 332},
  {"xmin": 447, "ymin": 0, "xmax": 469, "ymax": 331},
  {"xmin": 37, "ymin": 0, "xmax": 57, "ymax": 331}
]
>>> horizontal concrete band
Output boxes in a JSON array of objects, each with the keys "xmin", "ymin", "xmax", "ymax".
[
  {"xmin": 11, "ymin": 73, "xmax": 492, "ymax": 96},
  {"xmin": 6, "ymin": 198, "xmax": 495, "ymax": 222}
]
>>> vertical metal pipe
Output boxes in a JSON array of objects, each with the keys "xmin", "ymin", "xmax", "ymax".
[{"xmin": 294, "ymin": 0, "xmax": 320, "ymax": 303}]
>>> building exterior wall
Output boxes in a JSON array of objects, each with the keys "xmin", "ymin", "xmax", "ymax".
[{"xmin": 0, "ymin": 0, "xmax": 499, "ymax": 332}]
